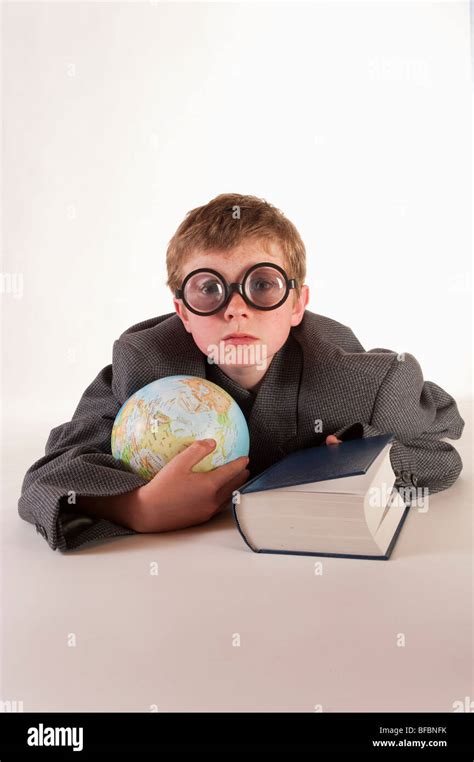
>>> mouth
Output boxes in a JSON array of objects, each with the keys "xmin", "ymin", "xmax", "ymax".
[{"xmin": 222, "ymin": 333, "xmax": 258, "ymax": 344}]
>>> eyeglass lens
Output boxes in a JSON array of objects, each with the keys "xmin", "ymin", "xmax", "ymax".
[{"xmin": 183, "ymin": 266, "xmax": 287, "ymax": 313}]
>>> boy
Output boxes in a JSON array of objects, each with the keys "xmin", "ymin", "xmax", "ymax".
[{"xmin": 18, "ymin": 194, "xmax": 465, "ymax": 552}]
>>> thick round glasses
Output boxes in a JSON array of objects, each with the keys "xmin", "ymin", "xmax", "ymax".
[{"xmin": 175, "ymin": 262, "xmax": 298, "ymax": 316}]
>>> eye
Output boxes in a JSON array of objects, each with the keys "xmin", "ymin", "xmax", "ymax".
[
  {"xmin": 200, "ymin": 280, "xmax": 221, "ymax": 295},
  {"xmin": 251, "ymin": 278, "xmax": 276, "ymax": 291},
  {"xmin": 199, "ymin": 280, "xmax": 219, "ymax": 294}
]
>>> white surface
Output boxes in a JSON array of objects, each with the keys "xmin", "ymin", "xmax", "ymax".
[{"xmin": 2, "ymin": 401, "xmax": 472, "ymax": 713}]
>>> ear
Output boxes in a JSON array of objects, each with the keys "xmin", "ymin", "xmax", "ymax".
[
  {"xmin": 290, "ymin": 284, "xmax": 309, "ymax": 327},
  {"xmin": 173, "ymin": 297, "xmax": 192, "ymax": 333}
]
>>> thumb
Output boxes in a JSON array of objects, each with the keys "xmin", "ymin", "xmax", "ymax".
[{"xmin": 170, "ymin": 438, "xmax": 216, "ymax": 472}]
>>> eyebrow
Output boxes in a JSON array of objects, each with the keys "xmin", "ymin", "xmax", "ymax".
[{"xmin": 187, "ymin": 259, "xmax": 280, "ymax": 280}]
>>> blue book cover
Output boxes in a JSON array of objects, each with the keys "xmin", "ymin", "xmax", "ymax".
[
  {"xmin": 241, "ymin": 433, "xmax": 395, "ymax": 494},
  {"xmin": 232, "ymin": 433, "xmax": 410, "ymax": 561}
]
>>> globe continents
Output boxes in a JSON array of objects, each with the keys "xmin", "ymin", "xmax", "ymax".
[{"xmin": 111, "ymin": 375, "xmax": 250, "ymax": 480}]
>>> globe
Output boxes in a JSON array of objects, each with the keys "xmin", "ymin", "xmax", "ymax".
[{"xmin": 111, "ymin": 375, "xmax": 250, "ymax": 480}]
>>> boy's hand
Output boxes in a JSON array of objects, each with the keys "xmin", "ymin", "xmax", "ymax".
[
  {"xmin": 132, "ymin": 439, "xmax": 250, "ymax": 533},
  {"xmin": 326, "ymin": 435, "xmax": 342, "ymax": 445}
]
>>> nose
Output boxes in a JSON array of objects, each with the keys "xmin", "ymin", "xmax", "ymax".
[{"xmin": 222, "ymin": 290, "xmax": 250, "ymax": 320}]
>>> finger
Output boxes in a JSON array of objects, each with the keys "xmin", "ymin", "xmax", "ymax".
[
  {"xmin": 326, "ymin": 435, "xmax": 342, "ymax": 445},
  {"xmin": 207, "ymin": 454, "xmax": 250, "ymax": 491},
  {"xmin": 171, "ymin": 439, "xmax": 217, "ymax": 472},
  {"xmin": 215, "ymin": 468, "xmax": 250, "ymax": 507},
  {"xmin": 215, "ymin": 495, "xmax": 234, "ymax": 514}
]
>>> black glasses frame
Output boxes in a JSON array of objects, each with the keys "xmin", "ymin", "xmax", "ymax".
[{"xmin": 175, "ymin": 261, "xmax": 298, "ymax": 316}]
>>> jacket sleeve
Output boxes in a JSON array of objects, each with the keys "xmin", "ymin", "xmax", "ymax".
[
  {"xmin": 334, "ymin": 350, "xmax": 465, "ymax": 499},
  {"xmin": 18, "ymin": 341, "xmax": 149, "ymax": 552}
]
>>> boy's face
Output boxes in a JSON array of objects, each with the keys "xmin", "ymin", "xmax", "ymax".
[{"xmin": 173, "ymin": 239, "xmax": 309, "ymax": 373}]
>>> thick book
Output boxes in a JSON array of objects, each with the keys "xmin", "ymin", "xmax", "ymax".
[{"xmin": 232, "ymin": 433, "xmax": 410, "ymax": 560}]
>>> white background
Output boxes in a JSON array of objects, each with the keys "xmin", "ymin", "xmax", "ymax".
[
  {"xmin": 3, "ymin": 0, "xmax": 472, "ymax": 427},
  {"xmin": 1, "ymin": 1, "xmax": 472, "ymax": 716}
]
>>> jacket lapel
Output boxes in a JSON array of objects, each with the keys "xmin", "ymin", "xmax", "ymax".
[{"xmin": 245, "ymin": 333, "xmax": 302, "ymax": 471}]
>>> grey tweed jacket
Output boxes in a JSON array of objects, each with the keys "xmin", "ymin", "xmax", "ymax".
[{"xmin": 18, "ymin": 309, "xmax": 465, "ymax": 552}]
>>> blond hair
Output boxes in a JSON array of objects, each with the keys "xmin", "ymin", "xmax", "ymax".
[{"xmin": 166, "ymin": 193, "xmax": 306, "ymax": 300}]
